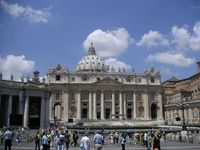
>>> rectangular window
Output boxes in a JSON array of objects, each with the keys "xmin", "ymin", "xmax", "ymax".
[
  {"xmin": 82, "ymin": 77, "xmax": 88, "ymax": 81},
  {"xmin": 137, "ymin": 78, "xmax": 141, "ymax": 83},
  {"xmin": 150, "ymin": 77, "xmax": 155, "ymax": 83},
  {"xmin": 71, "ymin": 77, "xmax": 75, "ymax": 81},
  {"xmin": 97, "ymin": 78, "xmax": 100, "ymax": 81},
  {"xmin": 56, "ymin": 75, "xmax": 61, "ymax": 81},
  {"xmin": 55, "ymin": 93, "xmax": 61, "ymax": 100}
]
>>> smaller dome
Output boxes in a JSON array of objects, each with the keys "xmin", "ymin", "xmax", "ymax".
[{"xmin": 77, "ymin": 43, "xmax": 106, "ymax": 72}]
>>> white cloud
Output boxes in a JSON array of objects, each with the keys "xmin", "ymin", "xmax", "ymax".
[
  {"xmin": 83, "ymin": 28, "xmax": 133, "ymax": 57},
  {"xmin": 172, "ymin": 22, "xmax": 200, "ymax": 51},
  {"xmin": 0, "ymin": 55, "xmax": 35, "ymax": 80},
  {"xmin": 104, "ymin": 57, "xmax": 131, "ymax": 72},
  {"xmin": 137, "ymin": 30, "xmax": 169, "ymax": 47},
  {"xmin": 146, "ymin": 52, "xmax": 195, "ymax": 67},
  {"xmin": 0, "ymin": 0, "xmax": 51, "ymax": 23}
]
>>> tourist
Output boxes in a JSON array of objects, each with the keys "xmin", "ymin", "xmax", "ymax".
[
  {"xmin": 93, "ymin": 131, "xmax": 103, "ymax": 150},
  {"xmin": 41, "ymin": 132, "xmax": 49, "ymax": 150},
  {"xmin": 71, "ymin": 131, "xmax": 79, "ymax": 147},
  {"xmin": 120, "ymin": 133, "xmax": 126, "ymax": 150},
  {"xmin": 57, "ymin": 132, "xmax": 65, "ymax": 150},
  {"xmin": 152, "ymin": 131, "xmax": 161, "ymax": 150},
  {"xmin": 3, "ymin": 128, "xmax": 14, "ymax": 150},
  {"xmin": 34, "ymin": 131, "xmax": 41, "ymax": 150},
  {"xmin": 114, "ymin": 131, "xmax": 119, "ymax": 144},
  {"xmin": 64, "ymin": 130, "xmax": 71, "ymax": 150},
  {"xmin": 143, "ymin": 132, "xmax": 148, "ymax": 147},
  {"xmin": 80, "ymin": 132, "xmax": 90, "ymax": 150}
]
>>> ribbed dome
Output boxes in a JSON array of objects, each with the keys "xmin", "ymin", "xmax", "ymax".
[{"xmin": 77, "ymin": 43, "xmax": 106, "ymax": 72}]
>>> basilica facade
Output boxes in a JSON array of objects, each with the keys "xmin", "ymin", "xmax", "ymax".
[
  {"xmin": 47, "ymin": 45, "xmax": 164, "ymax": 126},
  {"xmin": 0, "ymin": 45, "xmax": 164, "ymax": 129}
]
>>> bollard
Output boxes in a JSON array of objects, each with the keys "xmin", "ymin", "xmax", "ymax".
[
  {"xmin": 188, "ymin": 134, "xmax": 193, "ymax": 143},
  {"xmin": 175, "ymin": 133, "xmax": 180, "ymax": 142},
  {"xmin": 171, "ymin": 134, "xmax": 175, "ymax": 141}
]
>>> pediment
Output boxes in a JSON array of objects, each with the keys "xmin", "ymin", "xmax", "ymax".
[{"xmin": 94, "ymin": 77, "xmax": 122, "ymax": 85}]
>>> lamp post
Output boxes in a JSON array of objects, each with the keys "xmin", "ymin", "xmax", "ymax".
[{"xmin": 177, "ymin": 97, "xmax": 189, "ymax": 131}]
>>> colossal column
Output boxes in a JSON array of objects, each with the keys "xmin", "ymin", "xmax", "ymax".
[
  {"xmin": 157, "ymin": 92, "xmax": 164, "ymax": 120},
  {"xmin": 19, "ymin": 91, "xmax": 24, "ymax": 114},
  {"xmin": 89, "ymin": 91, "xmax": 92, "ymax": 119},
  {"xmin": 7, "ymin": 95, "xmax": 12, "ymax": 127},
  {"xmin": 123, "ymin": 92, "xmax": 127, "ymax": 119},
  {"xmin": 101, "ymin": 91, "xmax": 105, "ymax": 120},
  {"xmin": 23, "ymin": 96, "xmax": 29, "ymax": 128},
  {"xmin": 144, "ymin": 92, "xmax": 150, "ymax": 120},
  {"xmin": 133, "ymin": 92, "xmax": 137, "ymax": 119},
  {"xmin": 63, "ymin": 91, "xmax": 69, "ymax": 122},
  {"xmin": 111, "ymin": 91, "xmax": 115, "ymax": 119},
  {"xmin": 40, "ymin": 97, "xmax": 45, "ymax": 129},
  {"xmin": 93, "ymin": 91, "xmax": 97, "ymax": 120},
  {"xmin": 119, "ymin": 91, "xmax": 123, "ymax": 119},
  {"xmin": 77, "ymin": 91, "xmax": 81, "ymax": 120}
]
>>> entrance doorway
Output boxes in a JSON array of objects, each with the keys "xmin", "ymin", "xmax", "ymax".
[
  {"xmin": 82, "ymin": 108, "xmax": 88, "ymax": 119},
  {"xmin": 105, "ymin": 108, "xmax": 110, "ymax": 119},
  {"xmin": 151, "ymin": 103, "xmax": 157, "ymax": 120}
]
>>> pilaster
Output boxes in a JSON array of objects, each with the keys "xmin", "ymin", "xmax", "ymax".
[
  {"xmin": 93, "ymin": 91, "xmax": 97, "ymax": 120},
  {"xmin": 119, "ymin": 91, "xmax": 123, "ymax": 119},
  {"xmin": 111, "ymin": 91, "xmax": 115, "ymax": 119},
  {"xmin": 89, "ymin": 91, "xmax": 92, "ymax": 119},
  {"xmin": 63, "ymin": 91, "xmax": 69, "ymax": 122},
  {"xmin": 101, "ymin": 91, "xmax": 105, "ymax": 120},
  {"xmin": 23, "ymin": 96, "xmax": 29, "ymax": 128},
  {"xmin": 77, "ymin": 91, "xmax": 81, "ymax": 120}
]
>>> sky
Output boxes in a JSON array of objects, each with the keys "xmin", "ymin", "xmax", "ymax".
[{"xmin": 0, "ymin": 0, "xmax": 200, "ymax": 82}]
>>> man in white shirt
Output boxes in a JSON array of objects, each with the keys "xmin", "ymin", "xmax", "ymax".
[{"xmin": 80, "ymin": 132, "xmax": 90, "ymax": 150}]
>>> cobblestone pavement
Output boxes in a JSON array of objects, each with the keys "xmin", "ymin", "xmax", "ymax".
[{"xmin": 0, "ymin": 139, "xmax": 200, "ymax": 150}]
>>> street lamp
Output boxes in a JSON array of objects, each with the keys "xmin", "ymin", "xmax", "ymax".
[{"xmin": 176, "ymin": 97, "xmax": 189, "ymax": 130}]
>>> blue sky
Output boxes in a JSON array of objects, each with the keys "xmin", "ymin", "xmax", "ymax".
[{"xmin": 0, "ymin": 0, "xmax": 200, "ymax": 81}]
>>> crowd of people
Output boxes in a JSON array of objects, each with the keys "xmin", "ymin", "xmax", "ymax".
[{"xmin": 0, "ymin": 124, "xmax": 163, "ymax": 150}]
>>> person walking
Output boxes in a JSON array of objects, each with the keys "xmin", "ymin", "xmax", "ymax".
[
  {"xmin": 80, "ymin": 132, "xmax": 90, "ymax": 150},
  {"xmin": 120, "ymin": 133, "xmax": 126, "ymax": 150},
  {"xmin": 34, "ymin": 131, "xmax": 41, "ymax": 150},
  {"xmin": 3, "ymin": 128, "xmax": 14, "ymax": 150},
  {"xmin": 93, "ymin": 131, "xmax": 103, "ymax": 150},
  {"xmin": 65, "ymin": 131, "xmax": 71, "ymax": 150},
  {"xmin": 41, "ymin": 132, "xmax": 49, "ymax": 150}
]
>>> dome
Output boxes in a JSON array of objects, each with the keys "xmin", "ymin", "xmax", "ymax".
[{"xmin": 77, "ymin": 43, "xmax": 107, "ymax": 72}]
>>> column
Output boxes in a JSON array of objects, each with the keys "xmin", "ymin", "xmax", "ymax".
[
  {"xmin": 101, "ymin": 91, "xmax": 105, "ymax": 120},
  {"xmin": 63, "ymin": 91, "xmax": 69, "ymax": 122},
  {"xmin": 77, "ymin": 91, "xmax": 81, "ymax": 120},
  {"xmin": 144, "ymin": 92, "xmax": 149, "ymax": 120},
  {"xmin": 0, "ymin": 93, "xmax": 1, "ymax": 117},
  {"xmin": 93, "ymin": 91, "xmax": 97, "ymax": 120},
  {"xmin": 49, "ymin": 94, "xmax": 53, "ymax": 122},
  {"xmin": 45, "ymin": 96, "xmax": 50, "ymax": 128},
  {"xmin": 133, "ymin": 92, "xmax": 137, "ymax": 119},
  {"xmin": 7, "ymin": 95, "xmax": 12, "ymax": 127},
  {"xmin": 119, "ymin": 91, "xmax": 123, "ymax": 119},
  {"xmin": 123, "ymin": 92, "xmax": 127, "ymax": 119},
  {"xmin": 111, "ymin": 91, "xmax": 115, "ymax": 119},
  {"xmin": 89, "ymin": 91, "xmax": 92, "ymax": 119},
  {"xmin": 40, "ymin": 97, "xmax": 45, "ymax": 129},
  {"xmin": 23, "ymin": 96, "xmax": 29, "ymax": 128},
  {"xmin": 19, "ymin": 91, "xmax": 24, "ymax": 114},
  {"xmin": 157, "ymin": 92, "xmax": 164, "ymax": 120}
]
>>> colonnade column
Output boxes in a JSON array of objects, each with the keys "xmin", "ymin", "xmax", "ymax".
[
  {"xmin": 89, "ymin": 91, "xmax": 92, "ymax": 119},
  {"xmin": 23, "ymin": 96, "xmax": 29, "ymax": 128},
  {"xmin": 111, "ymin": 91, "xmax": 115, "ymax": 119},
  {"xmin": 123, "ymin": 92, "xmax": 127, "ymax": 119},
  {"xmin": 157, "ymin": 92, "xmax": 164, "ymax": 120},
  {"xmin": 7, "ymin": 95, "xmax": 12, "ymax": 127},
  {"xmin": 0, "ymin": 93, "xmax": 1, "ymax": 116},
  {"xmin": 119, "ymin": 91, "xmax": 123, "ymax": 119},
  {"xmin": 45, "ymin": 96, "xmax": 50, "ymax": 127},
  {"xmin": 63, "ymin": 91, "xmax": 69, "ymax": 122},
  {"xmin": 77, "ymin": 91, "xmax": 81, "ymax": 120},
  {"xmin": 19, "ymin": 91, "xmax": 24, "ymax": 114},
  {"xmin": 93, "ymin": 91, "xmax": 97, "ymax": 120},
  {"xmin": 144, "ymin": 92, "xmax": 149, "ymax": 120},
  {"xmin": 101, "ymin": 91, "xmax": 105, "ymax": 120},
  {"xmin": 133, "ymin": 92, "xmax": 137, "ymax": 119},
  {"xmin": 49, "ymin": 94, "xmax": 53, "ymax": 122},
  {"xmin": 40, "ymin": 97, "xmax": 45, "ymax": 129}
]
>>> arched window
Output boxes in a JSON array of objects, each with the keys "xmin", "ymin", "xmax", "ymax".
[{"xmin": 138, "ymin": 106, "xmax": 144, "ymax": 117}]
